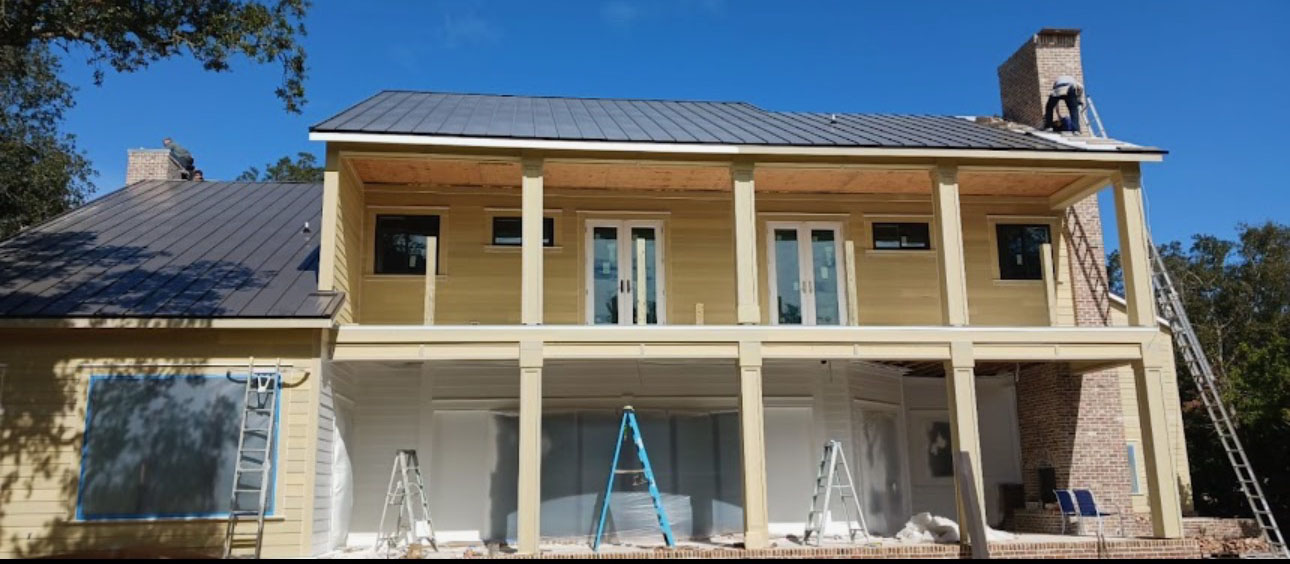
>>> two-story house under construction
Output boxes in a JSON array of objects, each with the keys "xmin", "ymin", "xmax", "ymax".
[{"xmin": 0, "ymin": 29, "xmax": 1230, "ymax": 559}]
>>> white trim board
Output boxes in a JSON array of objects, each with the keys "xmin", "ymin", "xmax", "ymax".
[{"xmin": 311, "ymin": 132, "xmax": 1165, "ymax": 163}]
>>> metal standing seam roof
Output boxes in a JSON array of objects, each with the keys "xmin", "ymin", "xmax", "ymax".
[
  {"xmin": 311, "ymin": 90, "xmax": 1163, "ymax": 153},
  {"xmin": 0, "ymin": 180, "xmax": 341, "ymax": 319}
]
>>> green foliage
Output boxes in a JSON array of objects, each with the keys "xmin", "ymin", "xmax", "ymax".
[
  {"xmin": 1153, "ymin": 222, "xmax": 1290, "ymax": 524},
  {"xmin": 236, "ymin": 152, "xmax": 322, "ymax": 182},
  {"xmin": 0, "ymin": 0, "xmax": 310, "ymax": 113},
  {"xmin": 0, "ymin": 45, "xmax": 93, "ymax": 239},
  {"xmin": 0, "ymin": 1, "xmax": 310, "ymax": 240}
]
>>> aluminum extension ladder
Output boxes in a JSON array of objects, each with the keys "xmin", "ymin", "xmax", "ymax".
[
  {"xmin": 592, "ymin": 406, "xmax": 675, "ymax": 552},
  {"xmin": 375, "ymin": 449, "xmax": 438, "ymax": 556},
  {"xmin": 223, "ymin": 362, "xmax": 281, "ymax": 559},
  {"xmin": 803, "ymin": 439, "xmax": 869, "ymax": 546},
  {"xmin": 1150, "ymin": 247, "xmax": 1288, "ymax": 558}
]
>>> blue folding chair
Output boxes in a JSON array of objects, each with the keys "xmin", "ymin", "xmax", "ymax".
[
  {"xmin": 1053, "ymin": 489, "xmax": 1079, "ymax": 534},
  {"xmin": 1072, "ymin": 488, "xmax": 1123, "ymax": 537}
]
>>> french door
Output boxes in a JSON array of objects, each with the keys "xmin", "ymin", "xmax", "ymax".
[
  {"xmin": 584, "ymin": 219, "xmax": 665, "ymax": 325},
  {"xmin": 766, "ymin": 222, "xmax": 848, "ymax": 325}
]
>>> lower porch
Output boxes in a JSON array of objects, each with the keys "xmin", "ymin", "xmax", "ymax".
[{"xmin": 319, "ymin": 356, "xmax": 1183, "ymax": 555}]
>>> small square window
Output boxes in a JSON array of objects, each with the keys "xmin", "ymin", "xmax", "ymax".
[
  {"xmin": 873, "ymin": 222, "xmax": 930, "ymax": 250},
  {"xmin": 995, "ymin": 223, "xmax": 1051, "ymax": 280},
  {"xmin": 375, "ymin": 214, "xmax": 440, "ymax": 275},
  {"xmin": 492, "ymin": 217, "xmax": 554, "ymax": 247}
]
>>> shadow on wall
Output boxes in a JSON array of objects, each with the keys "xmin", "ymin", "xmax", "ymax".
[
  {"xmin": 1063, "ymin": 206, "xmax": 1112, "ymax": 326},
  {"xmin": 0, "ymin": 230, "xmax": 304, "ymax": 556}
]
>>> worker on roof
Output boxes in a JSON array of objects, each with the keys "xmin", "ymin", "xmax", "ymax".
[
  {"xmin": 191, "ymin": 170, "xmax": 205, "ymax": 181},
  {"xmin": 1043, "ymin": 75, "xmax": 1083, "ymax": 134},
  {"xmin": 162, "ymin": 137, "xmax": 196, "ymax": 178}
]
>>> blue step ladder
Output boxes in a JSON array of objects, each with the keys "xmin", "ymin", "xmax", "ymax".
[{"xmin": 592, "ymin": 406, "xmax": 676, "ymax": 552}]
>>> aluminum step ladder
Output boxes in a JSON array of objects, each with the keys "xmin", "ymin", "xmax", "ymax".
[
  {"xmin": 1150, "ymin": 246, "xmax": 1288, "ymax": 558},
  {"xmin": 375, "ymin": 449, "xmax": 438, "ymax": 556},
  {"xmin": 223, "ymin": 362, "xmax": 281, "ymax": 559},
  {"xmin": 803, "ymin": 439, "xmax": 869, "ymax": 546},
  {"xmin": 592, "ymin": 406, "xmax": 676, "ymax": 552}
]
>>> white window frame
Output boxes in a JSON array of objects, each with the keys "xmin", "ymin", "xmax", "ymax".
[
  {"xmin": 765, "ymin": 221, "xmax": 849, "ymax": 326},
  {"xmin": 582, "ymin": 218, "xmax": 667, "ymax": 325}
]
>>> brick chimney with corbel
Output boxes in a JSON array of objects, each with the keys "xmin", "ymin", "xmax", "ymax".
[{"xmin": 997, "ymin": 28, "xmax": 1087, "ymax": 132}]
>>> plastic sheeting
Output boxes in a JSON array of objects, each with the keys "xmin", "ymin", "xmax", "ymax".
[
  {"xmin": 895, "ymin": 512, "xmax": 1017, "ymax": 544},
  {"xmin": 497, "ymin": 410, "xmax": 745, "ymax": 543},
  {"xmin": 330, "ymin": 402, "xmax": 354, "ymax": 549}
]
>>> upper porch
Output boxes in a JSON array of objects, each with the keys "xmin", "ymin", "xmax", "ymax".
[{"xmin": 315, "ymin": 145, "xmax": 1160, "ymax": 328}]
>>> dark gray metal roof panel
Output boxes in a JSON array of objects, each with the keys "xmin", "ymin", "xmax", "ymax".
[
  {"xmin": 311, "ymin": 90, "xmax": 1164, "ymax": 153},
  {"xmin": 0, "ymin": 181, "xmax": 338, "ymax": 319}
]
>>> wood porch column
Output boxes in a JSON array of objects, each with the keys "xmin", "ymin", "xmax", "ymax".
[
  {"xmin": 732, "ymin": 162, "xmax": 761, "ymax": 325},
  {"xmin": 945, "ymin": 341, "xmax": 986, "ymax": 545},
  {"xmin": 1113, "ymin": 165, "xmax": 1156, "ymax": 327},
  {"xmin": 517, "ymin": 340, "xmax": 544, "ymax": 554},
  {"xmin": 522, "ymin": 157, "xmax": 545, "ymax": 325},
  {"xmin": 1132, "ymin": 359, "xmax": 1184, "ymax": 537},
  {"xmin": 737, "ymin": 340, "xmax": 770, "ymax": 549},
  {"xmin": 931, "ymin": 165, "xmax": 970, "ymax": 326}
]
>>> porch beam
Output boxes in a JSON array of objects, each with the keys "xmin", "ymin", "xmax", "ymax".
[
  {"xmin": 1113, "ymin": 165, "xmax": 1156, "ymax": 327},
  {"xmin": 1049, "ymin": 173, "xmax": 1112, "ymax": 210},
  {"xmin": 516, "ymin": 340, "xmax": 544, "ymax": 554},
  {"xmin": 732, "ymin": 162, "xmax": 761, "ymax": 324},
  {"xmin": 931, "ymin": 165, "xmax": 971, "ymax": 326},
  {"xmin": 521, "ymin": 157, "xmax": 544, "ymax": 325},
  {"xmin": 334, "ymin": 325, "xmax": 1160, "ymax": 345},
  {"xmin": 737, "ymin": 341, "xmax": 770, "ymax": 549},
  {"xmin": 945, "ymin": 341, "xmax": 986, "ymax": 545},
  {"xmin": 1132, "ymin": 360, "xmax": 1184, "ymax": 537}
]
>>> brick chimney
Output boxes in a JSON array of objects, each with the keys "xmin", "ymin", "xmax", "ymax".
[
  {"xmin": 997, "ymin": 28, "xmax": 1085, "ymax": 131},
  {"xmin": 125, "ymin": 148, "xmax": 186, "ymax": 185}
]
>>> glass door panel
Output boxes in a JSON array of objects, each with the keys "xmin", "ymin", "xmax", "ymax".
[
  {"xmin": 773, "ymin": 229, "xmax": 803, "ymax": 324},
  {"xmin": 591, "ymin": 226, "xmax": 620, "ymax": 325},
  {"xmin": 810, "ymin": 229, "xmax": 841, "ymax": 325},
  {"xmin": 586, "ymin": 220, "xmax": 665, "ymax": 325},
  {"xmin": 629, "ymin": 227, "xmax": 659, "ymax": 324}
]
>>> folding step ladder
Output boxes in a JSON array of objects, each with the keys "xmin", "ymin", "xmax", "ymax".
[
  {"xmin": 803, "ymin": 439, "xmax": 869, "ymax": 546},
  {"xmin": 223, "ymin": 361, "xmax": 281, "ymax": 559},
  {"xmin": 375, "ymin": 449, "xmax": 437, "ymax": 555},
  {"xmin": 592, "ymin": 406, "xmax": 675, "ymax": 552},
  {"xmin": 1150, "ymin": 247, "xmax": 1288, "ymax": 558}
]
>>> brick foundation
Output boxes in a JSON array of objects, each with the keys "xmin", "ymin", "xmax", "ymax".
[{"xmin": 494, "ymin": 538, "xmax": 1203, "ymax": 559}]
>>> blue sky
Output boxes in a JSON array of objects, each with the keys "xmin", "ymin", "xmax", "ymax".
[{"xmin": 58, "ymin": 0, "xmax": 1288, "ymax": 250}]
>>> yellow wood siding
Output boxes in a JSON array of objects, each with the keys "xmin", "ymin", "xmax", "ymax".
[
  {"xmin": 0, "ymin": 328, "xmax": 321, "ymax": 558},
  {"xmin": 353, "ymin": 188, "xmax": 1062, "ymax": 327},
  {"xmin": 330, "ymin": 164, "xmax": 366, "ymax": 324},
  {"xmin": 1106, "ymin": 306, "xmax": 1194, "ymax": 513}
]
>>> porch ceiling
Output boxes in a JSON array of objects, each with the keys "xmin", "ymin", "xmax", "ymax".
[{"xmin": 347, "ymin": 155, "xmax": 1095, "ymax": 198}]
